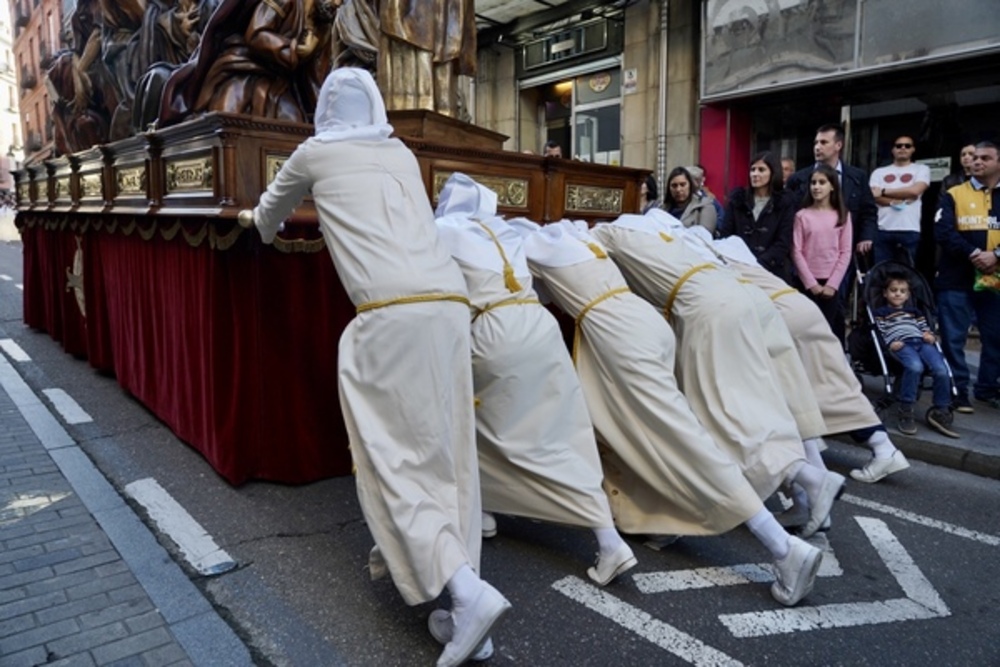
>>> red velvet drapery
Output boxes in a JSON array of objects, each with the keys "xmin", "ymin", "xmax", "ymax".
[{"xmin": 19, "ymin": 215, "xmax": 354, "ymax": 485}]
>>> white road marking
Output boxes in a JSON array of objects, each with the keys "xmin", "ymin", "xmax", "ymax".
[
  {"xmin": 718, "ymin": 517, "xmax": 949, "ymax": 637},
  {"xmin": 0, "ymin": 273, "xmax": 11, "ymax": 281},
  {"xmin": 125, "ymin": 477, "xmax": 236, "ymax": 576},
  {"xmin": 552, "ymin": 576, "xmax": 744, "ymax": 667},
  {"xmin": 0, "ymin": 338, "xmax": 31, "ymax": 362},
  {"xmin": 42, "ymin": 388, "xmax": 93, "ymax": 424},
  {"xmin": 842, "ymin": 493, "xmax": 1000, "ymax": 546},
  {"xmin": 15, "ymin": 283, "xmax": 23, "ymax": 290},
  {"xmin": 634, "ymin": 548, "xmax": 842, "ymax": 594}
]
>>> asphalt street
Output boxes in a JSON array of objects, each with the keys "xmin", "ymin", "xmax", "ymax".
[{"xmin": 1, "ymin": 238, "xmax": 999, "ymax": 666}]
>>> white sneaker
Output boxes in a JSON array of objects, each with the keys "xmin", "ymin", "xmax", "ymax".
[
  {"xmin": 587, "ymin": 542, "xmax": 637, "ymax": 586},
  {"xmin": 436, "ymin": 581, "xmax": 510, "ymax": 667},
  {"xmin": 368, "ymin": 545, "xmax": 388, "ymax": 581},
  {"xmin": 428, "ymin": 610, "xmax": 493, "ymax": 661},
  {"xmin": 850, "ymin": 450, "xmax": 910, "ymax": 484},
  {"xmin": 771, "ymin": 536, "xmax": 823, "ymax": 606},
  {"xmin": 482, "ymin": 512, "xmax": 497, "ymax": 539},
  {"xmin": 801, "ymin": 471, "xmax": 845, "ymax": 539}
]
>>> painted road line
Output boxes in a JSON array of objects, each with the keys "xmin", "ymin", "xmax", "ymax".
[
  {"xmin": 634, "ymin": 548, "xmax": 842, "ymax": 594},
  {"xmin": 0, "ymin": 338, "xmax": 30, "ymax": 362},
  {"xmin": 125, "ymin": 477, "xmax": 237, "ymax": 576},
  {"xmin": 552, "ymin": 576, "xmax": 744, "ymax": 667},
  {"xmin": 42, "ymin": 388, "xmax": 94, "ymax": 424},
  {"xmin": 15, "ymin": 283, "xmax": 22, "ymax": 290},
  {"xmin": 718, "ymin": 517, "xmax": 949, "ymax": 638},
  {"xmin": 0, "ymin": 273, "xmax": 11, "ymax": 281},
  {"xmin": 842, "ymin": 493, "xmax": 1000, "ymax": 546}
]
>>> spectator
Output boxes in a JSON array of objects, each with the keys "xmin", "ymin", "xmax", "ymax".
[
  {"xmin": 781, "ymin": 157, "xmax": 796, "ymax": 185},
  {"xmin": 687, "ymin": 164, "xmax": 725, "ymax": 230},
  {"xmin": 870, "ymin": 135, "xmax": 930, "ymax": 265},
  {"xmin": 934, "ymin": 140, "xmax": 1000, "ymax": 413},
  {"xmin": 791, "ymin": 164, "xmax": 852, "ymax": 346},
  {"xmin": 543, "ymin": 140, "xmax": 563, "ymax": 158},
  {"xmin": 786, "ymin": 123, "xmax": 878, "ymax": 293},
  {"xmin": 661, "ymin": 166, "xmax": 717, "ymax": 235},
  {"xmin": 720, "ymin": 151, "xmax": 794, "ymax": 281},
  {"xmin": 941, "ymin": 143, "xmax": 976, "ymax": 192},
  {"xmin": 640, "ymin": 174, "xmax": 660, "ymax": 214}
]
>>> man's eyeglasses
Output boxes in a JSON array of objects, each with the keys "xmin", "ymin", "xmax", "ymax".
[{"xmin": 894, "ymin": 143, "xmax": 913, "ymax": 149}]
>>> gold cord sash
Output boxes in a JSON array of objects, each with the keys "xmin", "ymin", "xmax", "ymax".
[
  {"xmin": 356, "ymin": 293, "xmax": 471, "ymax": 315},
  {"xmin": 475, "ymin": 221, "xmax": 523, "ymax": 292},
  {"xmin": 472, "ymin": 297, "xmax": 541, "ymax": 322},
  {"xmin": 572, "ymin": 287, "xmax": 631, "ymax": 363},
  {"xmin": 664, "ymin": 263, "xmax": 717, "ymax": 316},
  {"xmin": 769, "ymin": 287, "xmax": 799, "ymax": 301}
]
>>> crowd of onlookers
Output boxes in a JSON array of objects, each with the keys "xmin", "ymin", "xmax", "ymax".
[{"xmin": 641, "ymin": 124, "xmax": 1000, "ymax": 435}]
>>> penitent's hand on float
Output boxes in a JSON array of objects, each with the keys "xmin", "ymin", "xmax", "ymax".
[{"xmin": 237, "ymin": 209, "xmax": 255, "ymax": 228}]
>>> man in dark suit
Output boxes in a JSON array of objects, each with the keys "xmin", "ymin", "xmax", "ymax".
[{"xmin": 786, "ymin": 123, "xmax": 878, "ymax": 293}]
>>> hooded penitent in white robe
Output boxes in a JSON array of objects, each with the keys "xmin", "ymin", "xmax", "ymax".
[
  {"xmin": 590, "ymin": 215, "xmax": 811, "ymax": 498},
  {"xmin": 511, "ymin": 219, "xmax": 763, "ymax": 535},
  {"xmin": 713, "ymin": 236, "xmax": 881, "ymax": 434},
  {"xmin": 434, "ymin": 175, "xmax": 612, "ymax": 528},
  {"xmin": 253, "ymin": 68, "xmax": 479, "ymax": 605}
]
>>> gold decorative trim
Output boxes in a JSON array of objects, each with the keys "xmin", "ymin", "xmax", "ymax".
[
  {"xmin": 17, "ymin": 182, "xmax": 28, "ymax": 202},
  {"xmin": 166, "ymin": 157, "xmax": 213, "ymax": 192},
  {"xmin": 66, "ymin": 236, "xmax": 85, "ymax": 317},
  {"xmin": 116, "ymin": 166, "xmax": 146, "ymax": 196},
  {"xmin": 565, "ymin": 184, "xmax": 622, "ymax": 214},
  {"xmin": 81, "ymin": 174, "xmax": 103, "ymax": 198},
  {"xmin": 265, "ymin": 154, "xmax": 288, "ymax": 186},
  {"xmin": 432, "ymin": 171, "xmax": 529, "ymax": 208},
  {"xmin": 54, "ymin": 177, "xmax": 70, "ymax": 200}
]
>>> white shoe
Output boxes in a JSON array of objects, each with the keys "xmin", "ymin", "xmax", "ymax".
[
  {"xmin": 436, "ymin": 581, "xmax": 510, "ymax": 667},
  {"xmin": 428, "ymin": 609, "xmax": 493, "ymax": 661},
  {"xmin": 643, "ymin": 535, "xmax": 680, "ymax": 551},
  {"xmin": 587, "ymin": 542, "xmax": 637, "ymax": 586},
  {"xmin": 482, "ymin": 512, "xmax": 497, "ymax": 539},
  {"xmin": 850, "ymin": 450, "xmax": 910, "ymax": 484},
  {"xmin": 801, "ymin": 471, "xmax": 845, "ymax": 539},
  {"xmin": 368, "ymin": 545, "xmax": 388, "ymax": 581},
  {"xmin": 771, "ymin": 536, "xmax": 823, "ymax": 606}
]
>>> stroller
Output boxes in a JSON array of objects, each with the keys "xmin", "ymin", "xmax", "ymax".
[{"xmin": 847, "ymin": 255, "xmax": 956, "ymax": 417}]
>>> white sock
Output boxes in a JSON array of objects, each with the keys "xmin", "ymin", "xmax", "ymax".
[
  {"xmin": 791, "ymin": 461, "xmax": 826, "ymax": 500},
  {"xmin": 593, "ymin": 526, "xmax": 625, "ymax": 557},
  {"xmin": 802, "ymin": 438, "xmax": 829, "ymax": 470},
  {"xmin": 746, "ymin": 508, "xmax": 790, "ymax": 560},
  {"xmin": 867, "ymin": 430, "xmax": 895, "ymax": 459},
  {"xmin": 446, "ymin": 564, "xmax": 481, "ymax": 608}
]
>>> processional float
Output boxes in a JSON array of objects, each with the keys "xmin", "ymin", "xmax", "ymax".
[{"xmin": 15, "ymin": 0, "xmax": 646, "ymax": 484}]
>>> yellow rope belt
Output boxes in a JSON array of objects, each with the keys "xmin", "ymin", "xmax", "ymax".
[
  {"xmin": 356, "ymin": 293, "xmax": 471, "ymax": 315},
  {"xmin": 472, "ymin": 297, "xmax": 541, "ymax": 322},
  {"xmin": 572, "ymin": 286, "xmax": 631, "ymax": 364},
  {"xmin": 664, "ymin": 263, "xmax": 717, "ymax": 316},
  {"xmin": 769, "ymin": 287, "xmax": 799, "ymax": 301}
]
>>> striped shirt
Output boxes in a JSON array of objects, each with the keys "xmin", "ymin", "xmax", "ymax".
[{"xmin": 872, "ymin": 306, "xmax": 930, "ymax": 344}]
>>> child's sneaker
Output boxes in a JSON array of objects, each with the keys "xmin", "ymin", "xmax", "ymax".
[
  {"xmin": 926, "ymin": 407, "xmax": 960, "ymax": 439},
  {"xmin": 897, "ymin": 404, "xmax": 917, "ymax": 435}
]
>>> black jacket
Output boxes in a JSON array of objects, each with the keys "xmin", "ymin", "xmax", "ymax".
[
  {"xmin": 786, "ymin": 162, "xmax": 878, "ymax": 246},
  {"xmin": 721, "ymin": 187, "xmax": 794, "ymax": 281}
]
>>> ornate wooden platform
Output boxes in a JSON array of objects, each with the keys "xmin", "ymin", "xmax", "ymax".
[{"xmin": 12, "ymin": 114, "xmax": 648, "ymax": 485}]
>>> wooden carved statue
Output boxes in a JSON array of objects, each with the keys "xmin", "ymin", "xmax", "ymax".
[
  {"xmin": 47, "ymin": 0, "xmax": 120, "ymax": 154},
  {"xmin": 158, "ymin": 0, "xmax": 335, "ymax": 127},
  {"xmin": 377, "ymin": 0, "xmax": 476, "ymax": 118}
]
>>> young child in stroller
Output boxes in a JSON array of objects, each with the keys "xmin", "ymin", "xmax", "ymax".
[{"xmin": 872, "ymin": 270, "xmax": 959, "ymax": 438}]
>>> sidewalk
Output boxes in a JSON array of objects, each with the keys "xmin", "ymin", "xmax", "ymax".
[
  {"xmin": 850, "ymin": 347, "xmax": 1000, "ymax": 479},
  {"xmin": 0, "ymin": 354, "xmax": 251, "ymax": 666}
]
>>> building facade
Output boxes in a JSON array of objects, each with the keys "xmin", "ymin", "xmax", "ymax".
[
  {"xmin": 10, "ymin": 0, "xmax": 61, "ymax": 168},
  {"xmin": 0, "ymin": 0, "xmax": 23, "ymax": 193},
  {"xmin": 473, "ymin": 0, "xmax": 1000, "ymax": 217}
]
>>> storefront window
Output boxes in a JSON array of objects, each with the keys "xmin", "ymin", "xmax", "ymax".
[{"xmin": 535, "ymin": 68, "xmax": 622, "ymax": 164}]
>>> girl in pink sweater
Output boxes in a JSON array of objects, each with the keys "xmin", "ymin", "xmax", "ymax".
[{"xmin": 792, "ymin": 164, "xmax": 853, "ymax": 345}]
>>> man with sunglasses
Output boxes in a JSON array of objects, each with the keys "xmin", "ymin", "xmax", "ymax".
[{"xmin": 870, "ymin": 136, "xmax": 931, "ymax": 265}]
